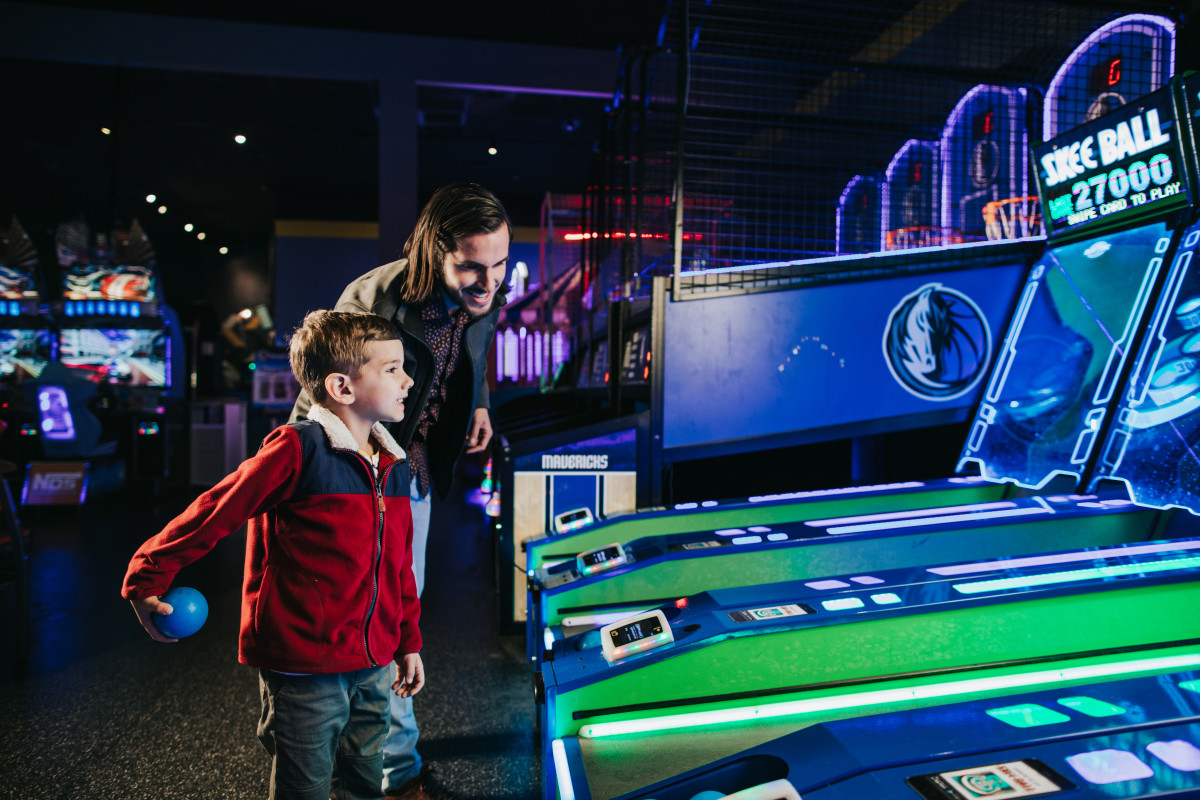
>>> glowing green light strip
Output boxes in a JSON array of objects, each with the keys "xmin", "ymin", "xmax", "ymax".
[
  {"xmin": 953, "ymin": 556, "xmax": 1200, "ymax": 594},
  {"xmin": 576, "ymin": 652, "xmax": 1200, "ymax": 738},
  {"xmin": 551, "ymin": 738, "xmax": 576, "ymax": 800}
]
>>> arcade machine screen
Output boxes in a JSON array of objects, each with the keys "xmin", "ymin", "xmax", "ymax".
[
  {"xmin": 0, "ymin": 329, "xmax": 52, "ymax": 384},
  {"xmin": 961, "ymin": 84, "xmax": 1191, "ymax": 488},
  {"xmin": 59, "ymin": 328, "xmax": 169, "ymax": 387},
  {"xmin": 62, "ymin": 264, "xmax": 155, "ymax": 302}
]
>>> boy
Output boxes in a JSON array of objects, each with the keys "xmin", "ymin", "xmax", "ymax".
[{"xmin": 123, "ymin": 310, "xmax": 423, "ymax": 800}]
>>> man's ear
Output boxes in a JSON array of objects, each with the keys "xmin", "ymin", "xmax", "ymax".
[{"xmin": 323, "ymin": 373, "xmax": 355, "ymax": 406}]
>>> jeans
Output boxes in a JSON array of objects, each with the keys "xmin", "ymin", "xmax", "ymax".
[
  {"xmin": 257, "ymin": 666, "xmax": 391, "ymax": 800},
  {"xmin": 381, "ymin": 478, "xmax": 431, "ymax": 792}
]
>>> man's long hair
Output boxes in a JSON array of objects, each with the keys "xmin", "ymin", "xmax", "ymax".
[{"xmin": 399, "ymin": 183, "xmax": 511, "ymax": 305}]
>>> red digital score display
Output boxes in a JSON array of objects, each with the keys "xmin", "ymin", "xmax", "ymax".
[{"xmin": 1091, "ymin": 55, "xmax": 1123, "ymax": 95}]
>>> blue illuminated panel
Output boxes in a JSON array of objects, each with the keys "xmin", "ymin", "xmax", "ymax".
[
  {"xmin": 662, "ymin": 262, "xmax": 1027, "ymax": 454},
  {"xmin": 1066, "ymin": 748, "xmax": 1155, "ymax": 784},
  {"xmin": 883, "ymin": 140, "xmax": 939, "ymax": 250},
  {"xmin": 1043, "ymin": 15, "xmax": 1175, "ymax": 141},
  {"xmin": 959, "ymin": 221, "xmax": 1172, "ymax": 488},
  {"xmin": 1092, "ymin": 220, "xmax": 1200, "ymax": 512},
  {"xmin": 836, "ymin": 175, "xmax": 881, "ymax": 256},
  {"xmin": 940, "ymin": 85, "xmax": 1033, "ymax": 243}
]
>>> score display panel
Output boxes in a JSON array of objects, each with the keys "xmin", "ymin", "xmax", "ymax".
[{"xmin": 1033, "ymin": 83, "xmax": 1191, "ymax": 241}]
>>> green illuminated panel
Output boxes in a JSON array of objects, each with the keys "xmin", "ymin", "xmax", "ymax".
[
  {"xmin": 986, "ymin": 703, "xmax": 1071, "ymax": 728},
  {"xmin": 530, "ymin": 485, "xmax": 1001, "ymax": 570},
  {"xmin": 545, "ymin": 508, "xmax": 1157, "ymax": 627},
  {"xmin": 952, "ymin": 556, "xmax": 1200, "ymax": 594},
  {"xmin": 1056, "ymin": 696, "xmax": 1126, "ymax": 717},
  {"xmin": 549, "ymin": 581, "xmax": 1200, "ymax": 737}
]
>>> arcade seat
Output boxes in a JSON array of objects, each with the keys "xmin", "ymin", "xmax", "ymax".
[
  {"xmin": 22, "ymin": 363, "xmax": 117, "ymax": 458},
  {"xmin": 20, "ymin": 363, "xmax": 125, "ymax": 500}
]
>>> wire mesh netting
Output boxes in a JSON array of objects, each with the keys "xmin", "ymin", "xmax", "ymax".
[{"xmin": 583, "ymin": 0, "xmax": 1182, "ymax": 301}]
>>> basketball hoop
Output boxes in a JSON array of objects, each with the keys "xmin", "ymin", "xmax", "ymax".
[
  {"xmin": 885, "ymin": 226, "xmax": 942, "ymax": 250},
  {"xmin": 983, "ymin": 196, "xmax": 1044, "ymax": 241}
]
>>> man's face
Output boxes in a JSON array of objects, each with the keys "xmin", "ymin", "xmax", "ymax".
[{"xmin": 440, "ymin": 228, "xmax": 510, "ymax": 318}]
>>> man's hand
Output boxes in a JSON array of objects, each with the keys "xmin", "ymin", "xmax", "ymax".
[
  {"xmin": 130, "ymin": 595, "xmax": 179, "ymax": 643},
  {"xmin": 393, "ymin": 653, "xmax": 425, "ymax": 698},
  {"xmin": 465, "ymin": 407, "xmax": 493, "ymax": 454}
]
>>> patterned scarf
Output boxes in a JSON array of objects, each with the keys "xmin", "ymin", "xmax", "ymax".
[{"xmin": 407, "ymin": 296, "xmax": 469, "ymax": 497}]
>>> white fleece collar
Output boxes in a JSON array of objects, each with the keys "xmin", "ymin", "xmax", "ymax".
[{"xmin": 306, "ymin": 404, "xmax": 406, "ymax": 461}]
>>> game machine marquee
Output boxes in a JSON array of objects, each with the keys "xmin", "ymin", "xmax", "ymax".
[
  {"xmin": 940, "ymin": 85, "xmax": 1037, "ymax": 244},
  {"xmin": 1090, "ymin": 73, "xmax": 1200, "ymax": 512},
  {"xmin": 960, "ymin": 83, "xmax": 1193, "ymax": 488},
  {"xmin": 835, "ymin": 175, "xmax": 881, "ymax": 255},
  {"xmin": 46, "ymin": 224, "xmax": 183, "ymax": 489},
  {"xmin": 883, "ymin": 140, "xmax": 940, "ymax": 250},
  {"xmin": 1043, "ymin": 14, "xmax": 1175, "ymax": 142}
]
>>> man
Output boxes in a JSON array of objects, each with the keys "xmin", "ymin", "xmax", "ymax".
[{"xmin": 290, "ymin": 182, "xmax": 509, "ymax": 799}]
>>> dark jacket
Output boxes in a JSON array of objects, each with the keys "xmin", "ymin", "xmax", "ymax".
[
  {"xmin": 123, "ymin": 406, "xmax": 421, "ymax": 673},
  {"xmin": 290, "ymin": 257, "xmax": 502, "ymax": 499}
]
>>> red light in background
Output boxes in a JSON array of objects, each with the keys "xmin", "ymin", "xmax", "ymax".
[
  {"xmin": 675, "ymin": 598, "xmax": 688, "ymax": 609},
  {"xmin": 1108, "ymin": 57, "xmax": 1122, "ymax": 86},
  {"xmin": 983, "ymin": 111, "xmax": 994, "ymax": 136}
]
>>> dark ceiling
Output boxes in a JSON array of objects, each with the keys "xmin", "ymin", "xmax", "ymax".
[{"xmin": 0, "ymin": 1, "xmax": 667, "ymax": 314}]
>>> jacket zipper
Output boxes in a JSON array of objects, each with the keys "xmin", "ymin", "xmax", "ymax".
[{"xmin": 359, "ymin": 455, "xmax": 392, "ymax": 667}]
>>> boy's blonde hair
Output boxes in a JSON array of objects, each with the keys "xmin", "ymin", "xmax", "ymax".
[{"xmin": 289, "ymin": 310, "xmax": 402, "ymax": 405}]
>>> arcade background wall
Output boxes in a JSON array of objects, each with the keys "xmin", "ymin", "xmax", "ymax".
[{"xmin": 4, "ymin": 2, "xmax": 1200, "ymax": 503}]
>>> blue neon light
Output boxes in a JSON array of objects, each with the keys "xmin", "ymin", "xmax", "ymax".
[{"xmin": 928, "ymin": 539, "xmax": 1200, "ymax": 576}]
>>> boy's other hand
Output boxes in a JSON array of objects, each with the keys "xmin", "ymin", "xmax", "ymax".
[
  {"xmin": 130, "ymin": 595, "xmax": 179, "ymax": 643},
  {"xmin": 394, "ymin": 653, "xmax": 425, "ymax": 697}
]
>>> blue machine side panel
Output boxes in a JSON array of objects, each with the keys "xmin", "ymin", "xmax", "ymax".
[
  {"xmin": 959, "ymin": 221, "xmax": 1172, "ymax": 487},
  {"xmin": 662, "ymin": 263, "xmax": 1026, "ymax": 452},
  {"xmin": 1093, "ymin": 219, "xmax": 1200, "ymax": 512}
]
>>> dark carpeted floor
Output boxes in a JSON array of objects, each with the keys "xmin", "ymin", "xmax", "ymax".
[{"xmin": 0, "ymin": 472, "xmax": 539, "ymax": 800}]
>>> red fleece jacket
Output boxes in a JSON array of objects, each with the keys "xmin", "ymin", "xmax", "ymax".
[{"xmin": 123, "ymin": 417, "xmax": 421, "ymax": 673}]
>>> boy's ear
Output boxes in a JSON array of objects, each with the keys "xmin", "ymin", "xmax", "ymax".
[{"xmin": 323, "ymin": 372, "xmax": 355, "ymax": 406}]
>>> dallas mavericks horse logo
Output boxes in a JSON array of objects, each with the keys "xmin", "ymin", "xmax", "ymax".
[{"xmin": 883, "ymin": 283, "xmax": 991, "ymax": 401}]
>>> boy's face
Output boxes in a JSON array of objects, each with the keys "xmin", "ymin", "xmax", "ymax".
[
  {"xmin": 349, "ymin": 339, "xmax": 413, "ymax": 424},
  {"xmin": 440, "ymin": 227, "xmax": 510, "ymax": 318}
]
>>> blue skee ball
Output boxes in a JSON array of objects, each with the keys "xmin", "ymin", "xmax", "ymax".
[
  {"xmin": 154, "ymin": 586, "xmax": 208, "ymax": 638},
  {"xmin": 689, "ymin": 792, "xmax": 726, "ymax": 800}
]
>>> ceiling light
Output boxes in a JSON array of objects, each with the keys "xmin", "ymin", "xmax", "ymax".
[
  {"xmin": 197, "ymin": 232, "xmax": 206, "ymax": 240},
  {"xmin": 100, "ymin": 127, "xmax": 111, "ymax": 135},
  {"xmin": 219, "ymin": 247, "xmax": 228, "ymax": 255},
  {"xmin": 234, "ymin": 134, "xmax": 247, "ymax": 144},
  {"xmin": 184, "ymin": 223, "xmax": 194, "ymax": 232},
  {"xmin": 145, "ymin": 194, "xmax": 156, "ymax": 203},
  {"xmin": 157, "ymin": 206, "xmax": 167, "ymax": 214}
]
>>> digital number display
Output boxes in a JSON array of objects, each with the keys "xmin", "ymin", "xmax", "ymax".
[
  {"xmin": 608, "ymin": 616, "xmax": 663, "ymax": 647},
  {"xmin": 1034, "ymin": 83, "xmax": 1189, "ymax": 239},
  {"xmin": 580, "ymin": 546, "xmax": 620, "ymax": 568}
]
